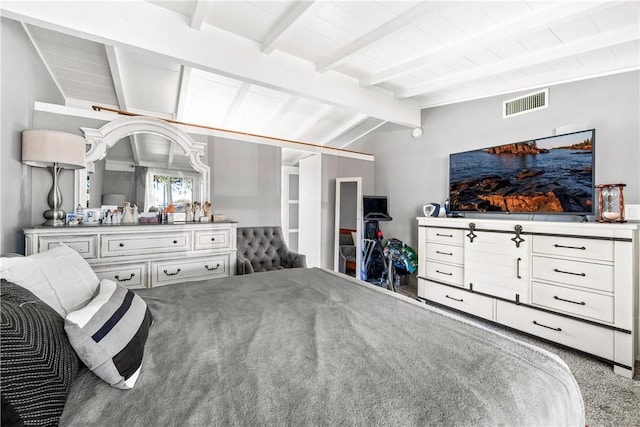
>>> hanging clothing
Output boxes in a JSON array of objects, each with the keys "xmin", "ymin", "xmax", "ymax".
[{"xmin": 383, "ymin": 238, "xmax": 418, "ymax": 274}]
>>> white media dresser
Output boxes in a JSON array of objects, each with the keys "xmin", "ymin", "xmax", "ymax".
[
  {"xmin": 417, "ymin": 217, "xmax": 639, "ymax": 378},
  {"xmin": 24, "ymin": 222, "xmax": 237, "ymax": 289}
]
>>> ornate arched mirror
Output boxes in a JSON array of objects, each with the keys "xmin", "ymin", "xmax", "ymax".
[{"xmin": 74, "ymin": 117, "xmax": 210, "ymax": 213}]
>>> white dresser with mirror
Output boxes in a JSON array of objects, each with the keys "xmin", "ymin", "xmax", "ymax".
[
  {"xmin": 24, "ymin": 115, "xmax": 237, "ymax": 288},
  {"xmin": 24, "ymin": 222, "xmax": 237, "ymax": 288}
]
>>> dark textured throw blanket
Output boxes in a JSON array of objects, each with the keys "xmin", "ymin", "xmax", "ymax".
[{"xmin": 61, "ymin": 268, "xmax": 584, "ymax": 426}]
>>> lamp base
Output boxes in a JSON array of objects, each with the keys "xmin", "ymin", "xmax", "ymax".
[
  {"xmin": 43, "ymin": 208, "xmax": 66, "ymax": 227},
  {"xmin": 42, "ymin": 164, "xmax": 66, "ymax": 227}
]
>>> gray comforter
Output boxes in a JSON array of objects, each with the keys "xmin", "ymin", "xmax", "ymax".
[{"xmin": 60, "ymin": 268, "xmax": 584, "ymax": 426}]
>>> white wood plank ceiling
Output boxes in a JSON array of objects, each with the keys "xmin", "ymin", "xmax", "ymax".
[{"xmin": 2, "ymin": 1, "xmax": 638, "ymax": 165}]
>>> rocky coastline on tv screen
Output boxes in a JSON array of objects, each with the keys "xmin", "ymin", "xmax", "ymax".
[{"xmin": 450, "ymin": 139, "xmax": 593, "ymax": 213}]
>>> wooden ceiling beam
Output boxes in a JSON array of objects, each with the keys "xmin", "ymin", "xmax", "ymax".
[
  {"xmin": 316, "ymin": 2, "xmax": 441, "ymax": 73},
  {"xmin": 0, "ymin": 0, "xmax": 420, "ymax": 127},
  {"xmin": 105, "ymin": 44, "xmax": 141, "ymax": 165},
  {"xmin": 291, "ymin": 105, "xmax": 334, "ymax": 140},
  {"xmin": 361, "ymin": 2, "xmax": 610, "ymax": 88},
  {"xmin": 175, "ymin": 65, "xmax": 192, "ymax": 121},
  {"xmin": 190, "ymin": 0, "xmax": 209, "ymax": 30},
  {"xmin": 319, "ymin": 114, "xmax": 368, "ymax": 146},
  {"xmin": 396, "ymin": 25, "xmax": 639, "ymax": 99},
  {"xmin": 262, "ymin": 1, "xmax": 315, "ymax": 55}
]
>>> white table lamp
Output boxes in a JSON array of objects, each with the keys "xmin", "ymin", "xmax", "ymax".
[{"xmin": 22, "ymin": 130, "xmax": 86, "ymax": 226}]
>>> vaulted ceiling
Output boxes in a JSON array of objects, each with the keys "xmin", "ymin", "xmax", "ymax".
[{"xmin": 2, "ymin": 1, "xmax": 638, "ymax": 164}]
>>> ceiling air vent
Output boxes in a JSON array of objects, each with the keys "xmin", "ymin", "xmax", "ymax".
[{"xmin": 503, "ymin": 88, "xmax": 548, "ymax": 118}]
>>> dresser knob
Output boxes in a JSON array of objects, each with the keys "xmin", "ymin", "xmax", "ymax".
[
  {"xmin": 119, "ymin": 243, "xmax": 125, "ymax": 247},
  {"xmin": 173, "ymin": 240, "xmax": 178, "ymax": 244},
  {"xmin": 211, "ymin": 237, "xmax": 216, "ymax": 241}
]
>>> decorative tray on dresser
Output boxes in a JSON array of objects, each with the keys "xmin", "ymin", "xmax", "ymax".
[
  {"xmin": 417, "ymin": 217, "xmax": 639, "ymax": 378},
  {"xmin": 23, "ymin": 222, "xmax": 237, "ymax": 289}
]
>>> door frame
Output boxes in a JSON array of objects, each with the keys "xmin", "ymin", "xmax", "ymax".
[
  {"xmin": 334, "ymin": 177, "xmax": 362, "ymax": 278},
  {"xmin": 281, "ymin": 165, "xmax": 299, "ymax": 247}
]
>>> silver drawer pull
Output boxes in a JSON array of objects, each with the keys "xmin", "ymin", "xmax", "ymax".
[
  {"xmin": 163, "ymin": 268, "xmax": 181, "ymax": 276},
  {"xmin": 436, "ymin": 233, "xmax": 453, "ymax": 237},
  {"xmin": 553, "ymin": 295, "xmax": 586, "ymax": 306},
  {"xmin": 554, "ymin": 244, "xmax": 586, "ymax": 250},
  {"xmin": 204, "ymin": 263, "xmax": 220, "ymax": 271},
  {"xmin": 436, "ymin": 270, "xmax": 453, "ymax": 276},
  {"xmin": 445, "ymin": 295, "xmax": 463, "ymax": 302},
  {"xmin": 114, "ymin": 273, "xmax": 135, "ymax": 282},
  {"xmin": 436, "ymin": 250, "xmax": 453, "ymax": 256},
  {"xmin": 553, "ymin": 268, "xmax": 586, "ymax": 277},
  {"xmin": 532, "ymin": 320, "xmax": 562, "ymax": 332},
  {"xmin": 119, "ymin": 243, "xmax": 125, "ymax": 247}
]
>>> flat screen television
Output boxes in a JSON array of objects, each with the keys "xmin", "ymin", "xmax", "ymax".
[{"xmin": 448, "ymin": 129, "xmax": 595, "ymax": 215}]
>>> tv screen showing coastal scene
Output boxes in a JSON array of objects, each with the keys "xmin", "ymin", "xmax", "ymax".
[{"xmin": 449, "ymin": 129, "xmax": 595, "ymax": 214}]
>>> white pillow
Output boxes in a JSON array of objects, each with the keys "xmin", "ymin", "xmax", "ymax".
[{"xmin": 0, "ymin": 243, "xmax": 99, "ymax": 316}]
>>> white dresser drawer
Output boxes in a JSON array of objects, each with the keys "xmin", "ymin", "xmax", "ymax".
[
  {"xmin": 496, "ymin": 300, "xmax": 613, "ymax": 360},
  {"xmin": 425, "ymin": 242, "xmax": 463, "ymax": 265},
  {"xmin": 532, "ymin": 235, "xmax": 613, "ymax": 262},
  {"xmin": 39, "ymin": 235, "xmax": 98, "ymax": 259},
  {"xmin": 152, "ymin": 255, "xmax": 229, "ymax": 286},
  {"xmin": 425, "ymin": 228, "xmax": 464, "ymax": 245},
  {"xmin": 532, "ymin": 256, "xmax": 613, "ymax": 292},
  {"xmin": 94, "ymin": 263, "xmax": 148, "ymax": 289},
  {"xmin": 467, "ymin": 272, "xmax": 530, "ymax": 304},
  {"xmin": 425, "ymin": 261, "xmax": 464, "ymax": 287},
  {"xmin": 531, "ymin": 281, "xmax": 613, "ymax": 324},
  {"xmin": 194, "ymin": 228, "xmax": 232, "ymax": 251},
  {"xmin": 466, "ymin": 230, "xmax": 529, "ymax": 257},
  {"xmin": 422, "ymin": 280, "xmax": 494, "ymax": 321},
  {"xmin": 102, "ymin": 232, "xmax": 190, "ymax": 257}
]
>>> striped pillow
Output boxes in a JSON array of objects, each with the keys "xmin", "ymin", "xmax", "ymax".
[{"xmin": 64, "ymin": 280, "xmax": 153, "ymax": 389}]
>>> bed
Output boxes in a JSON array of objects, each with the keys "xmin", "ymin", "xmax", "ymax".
[{"xmin": 2, "ymin": 251, "xmax": 584, "ymax": 426}]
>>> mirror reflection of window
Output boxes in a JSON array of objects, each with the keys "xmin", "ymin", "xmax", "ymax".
[
  {"xmin": 145, "ymin": 168, "xmax": 200, "ymax": 212},
  {"xmin": 152, "ymin": 175, "xmax": 193, "ymax": 210}
]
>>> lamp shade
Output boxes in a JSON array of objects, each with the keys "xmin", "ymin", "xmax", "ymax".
[{"xmin": 22, "ymin": 130, "xmax": 86, "ymax": 169}]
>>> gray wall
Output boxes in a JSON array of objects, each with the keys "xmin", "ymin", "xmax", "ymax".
[
  {"xmin": 351, "ymin": 71, "xmax": 640, "ymax": 250},
  {"xmin": 1, "ymin": 18, "xmax": 65, "ymax": 254},
  {"xmin": 209, "ymin": 136, "xmax": 281, "ymax": 227}
]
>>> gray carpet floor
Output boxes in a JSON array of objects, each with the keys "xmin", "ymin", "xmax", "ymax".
[{"xmin": 397, "ymin": 284, "xmax": 640, "ymax": 426}]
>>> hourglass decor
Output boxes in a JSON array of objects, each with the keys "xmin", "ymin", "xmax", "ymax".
[{"xmin": 596, "ymin": 183, "xmax": 626, "ymax": 223}]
